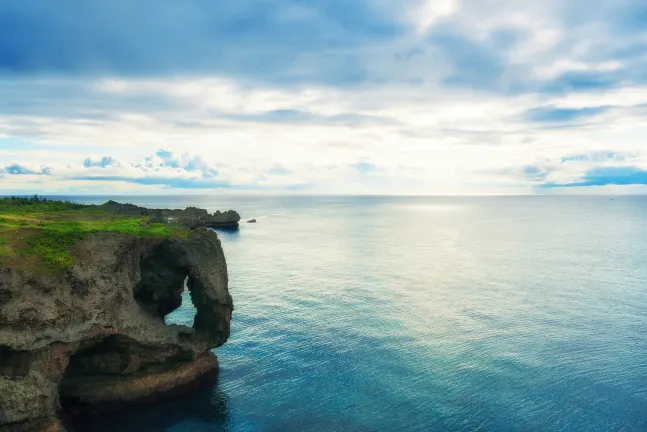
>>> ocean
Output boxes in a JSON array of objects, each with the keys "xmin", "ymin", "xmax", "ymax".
[{"xmin": 62, "ymin": 195, "xmax": 647, "ymax": 431}]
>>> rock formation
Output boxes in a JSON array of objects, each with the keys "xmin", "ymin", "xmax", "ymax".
[
  {"xmin": 247, "ymin": 219, "xmax": 257, "ymax": 223},
  {"xmin": 101, "ymin": 201, "xmax": 241, "ymax": 229},
  {"xmin": 0, "ymin": 228, "xmax": 233, "ymax": 431}
]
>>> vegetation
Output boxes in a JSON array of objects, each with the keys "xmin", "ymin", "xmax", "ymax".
[{"xmin": 0, "ymin": 196, "xmax": 188, "ymax": 272}]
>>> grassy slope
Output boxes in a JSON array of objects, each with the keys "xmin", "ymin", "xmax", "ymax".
[{"xmin": 0, "ymin": 197, "xmax": 188, "ymax": 272}]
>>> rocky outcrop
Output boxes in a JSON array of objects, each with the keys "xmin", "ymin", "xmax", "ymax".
[
  {"xmin": 163, "ymin": 209, "xmax": 241, "ymax": 230},
  {"xmin": 247, "ymin": 219, "xmax": 257, "ymax": 223},
  {"xmin": 60, "ymin": 351, "xmax": 219, "ymax": 413},
  {"xmin": 100, "ymin": 201, "xmax": 241, "ymax": 229},
  {"xmin": 0, "ymin": 416, "xmax": 66, "ymax": 432},
  {"xmin": 0, "ymin": 228, "xmax": 233, "ymax": 430}
]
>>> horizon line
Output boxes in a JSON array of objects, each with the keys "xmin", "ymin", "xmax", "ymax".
[{"xmin": 1, "ymin": 193, "xmax": 643, "ymax": 198}]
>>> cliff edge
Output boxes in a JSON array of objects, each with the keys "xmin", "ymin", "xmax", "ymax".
[
  {"xmin": 101, "ymin": 200, "xmax": 241, "ymax": 229},
  {"xmin": 0, "ymin": 198, "xmax": 234, "ymax": 431}
]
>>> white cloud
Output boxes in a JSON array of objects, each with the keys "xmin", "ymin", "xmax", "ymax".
[
  {"xmin": 2, "ymin": 0, "xmax": 647, "ymax": 193},
  {"xmin": 3, "ymin": 73, "xmax": 647, "ymax": 194},
  {"xmin": 408, "ymin": 0, "xmax": 460, "ymax": 34},
  {"xmin": 535, "ymin": 60, "xmax": 622, "ymax": 80}
]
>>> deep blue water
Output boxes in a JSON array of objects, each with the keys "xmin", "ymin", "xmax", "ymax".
[{"xmin": 62, "ymin": 195, "xmax": 647, "ymax": 431}]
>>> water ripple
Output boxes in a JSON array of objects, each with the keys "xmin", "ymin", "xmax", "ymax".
[{"xmin": 78, "ymin": 195, "xmax": 647, "ymax": 432}]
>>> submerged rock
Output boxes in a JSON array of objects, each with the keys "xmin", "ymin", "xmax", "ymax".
[
  {"xmin": 0, "ymin": 228, "xmax": 233, "ymax": 430},
  {"xmin": 247, "ymin": 219, "xmax": 257, "ymax": 223}
]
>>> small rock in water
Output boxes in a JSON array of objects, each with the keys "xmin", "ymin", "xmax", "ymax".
[{"xmin": 247, "ymin": 219, "xmax": 257, "ymax": 223}]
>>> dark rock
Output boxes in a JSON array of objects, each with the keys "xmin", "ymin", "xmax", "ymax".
[
  {"xmin": 60, "ymin": 351, "xmax": 219, "ymax": 413},
  {"xmin": 98, "ymin": 201, "xmax": 241, "ymax": 229},
  {"xmin": 0, "ymin": 229, "xmax": 233, "ymax": 427},
  {"xmin": 247, "ymin": 219, "xmax": 257, "ymax": 223},
  {"xmin": 98, "ymin": 201, "xmax": 149, "ymax": 217},
  {"xmin": 0, "ymin": 416, "xmax": 66, "ymax": 432}
]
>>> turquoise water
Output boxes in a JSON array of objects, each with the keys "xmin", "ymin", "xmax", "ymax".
[{"xmin": 69, "ymin": 196, "xmax": 647, "ymax": 431}]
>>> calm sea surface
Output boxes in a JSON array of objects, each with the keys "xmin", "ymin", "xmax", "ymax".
[{"xmin": 60, "ymin": 195, "xmax": 647, "ymax": 431}]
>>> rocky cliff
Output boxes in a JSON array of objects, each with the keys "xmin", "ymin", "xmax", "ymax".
[
  {"xmin": 101, "ymin": 201, "xmax": 241, "ymax": 229},
  {"xmin": 0, "ymin": 227, "xmax": 233, "ymax": 431}
]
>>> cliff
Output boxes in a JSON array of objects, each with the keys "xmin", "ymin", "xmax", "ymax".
[
  {"xmin": 0, "ymin": 198, "xmax": 234, "ymax": 431},
  {"xmin": 101, "ymin": 200, "xmax": 241, "ymax": 229}
]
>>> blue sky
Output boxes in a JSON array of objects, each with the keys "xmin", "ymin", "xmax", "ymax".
[{"xmin": 1, "ymin": 0, "xmax": 647, "ymax": 194}]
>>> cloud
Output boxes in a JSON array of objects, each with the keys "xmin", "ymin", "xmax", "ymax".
[
  {"xmin": 483, "ymin": 158, "xmax": 561, "ymax": 188},
  {"xmin": 560, "ymin": 152, "xmax": 629, "ymax": 163},
  {"xmin": 5, "ymin": 164, "xmax": 34, "ymax": 175},
  {"xmin": 1, "ymin": 0, "xmax": 643, "ymax": 93},
  {"xmin": 525, "ymin": 106, "xmax": 609, "ymax": 123},
  {"xmin": 428, "ymin": 28, "xmax": 508, "ymax": 91},
  {"xmin": 544, "ymin": 166, "xmax": 647, "ymax": 187},
  {"xmin": 70, "ymin": 176, "xmax": 233, "ymax": 190},
  {"xmin": 2, "ymin": 0, "xmax": 647, "ymax": 194},
  {"xmin": 3, "ymin": 71, "xmax": 647, "ymax": 194},
  {"xmin": 409, "ymin": 0, "xmax": 460, "ymax": 33},
  {"xmin": 351, "ymin": 160, "xmax": 376, "ymax": 174},
  {"xmin": 2, "ymin": 163, "xmax": 51, "ymax": 175},
  {"xmin": 0, "ymin": 0, "xmax": 403, "ymax": 85},
  {"xmin": 0, "ymin": 148, "xmax": 420, "ymax": 193},
  {"xmin": 266, "ymin": 165, "xmax": 292, "ymax": 176},
  {"xmin": 489, "ymin": 149, "xmax": 647, "ymax": 189},
  {"xmin": 79, "ymin": 150, "xmax": 222, "ymax": 181},
  {"xmin": 132, "ymin": 150, "xmax": 220, "ymax": 177},
  {"xmin": 83, "ymin": 156, "xmax": 120, "ymax": 168},
  {"xmin": 62, "ymin": 149, "xmax": 327, "ymax": 190},
  {"xmin": 223, "ymin": 109, "xmax": 394, "ymax": 126}
]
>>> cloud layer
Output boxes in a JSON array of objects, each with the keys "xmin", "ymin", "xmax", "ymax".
[{"xmin": 1, "ymin": 0, "xmax": 647, "ymax": 194}]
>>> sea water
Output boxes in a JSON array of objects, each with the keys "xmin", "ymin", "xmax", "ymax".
[{"xmin": 65, "ymin": 195, "xmax": 647, "ymax": 431}]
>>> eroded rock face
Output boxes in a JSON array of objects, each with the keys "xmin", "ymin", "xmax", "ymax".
[
  {"xmin": 0, "ymin": 229, "xmax": 233, "ymax": 429},
  {"xmin": 100, "ymin": 200, "xmax": 241, "ymax": 229},
  {"xmin": 0, "ymin": 416, "xmax": 66, "ymax": 432},
  {"xmin": 162, "ymin": 209, "xmax": 242, "ymax": 230},
  {"xmin": 60, "ymin": 351, "xmax": 219, "ymax": 412}
]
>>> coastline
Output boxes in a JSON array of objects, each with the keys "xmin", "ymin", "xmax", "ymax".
[{"xmin": 0, "ymin": 198, "xmax": 236, "ymax": 431}]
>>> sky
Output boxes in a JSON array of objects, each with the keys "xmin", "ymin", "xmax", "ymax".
[{"xmin": 1, "ymin": 0, "xmax": 647, "ymax": 195}]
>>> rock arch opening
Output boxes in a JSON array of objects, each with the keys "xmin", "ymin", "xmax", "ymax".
[
  {"xmin": 132, "ymin": 239, "xmax": 232, "ymax": 347},
  {"xmin": 134, "ymin": 243, "xmax": 190, "ymax": 319},
  {"xmin": 164, "ymin": 276, "xmax": 198, "ymax": 327}
]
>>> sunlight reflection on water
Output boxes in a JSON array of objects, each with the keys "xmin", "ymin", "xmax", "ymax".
[{"xmin": 66, "ymin": 195, "xmax": 647, "ymax": 432}]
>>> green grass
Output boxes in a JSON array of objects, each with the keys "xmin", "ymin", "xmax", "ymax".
[
  {"xmin": 0, "ymin": 195, "xmax": 88, "ymax": 213},
  {"xmin": 0, "ymin": 196, "xmax": 188, "ymax": 272}
]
